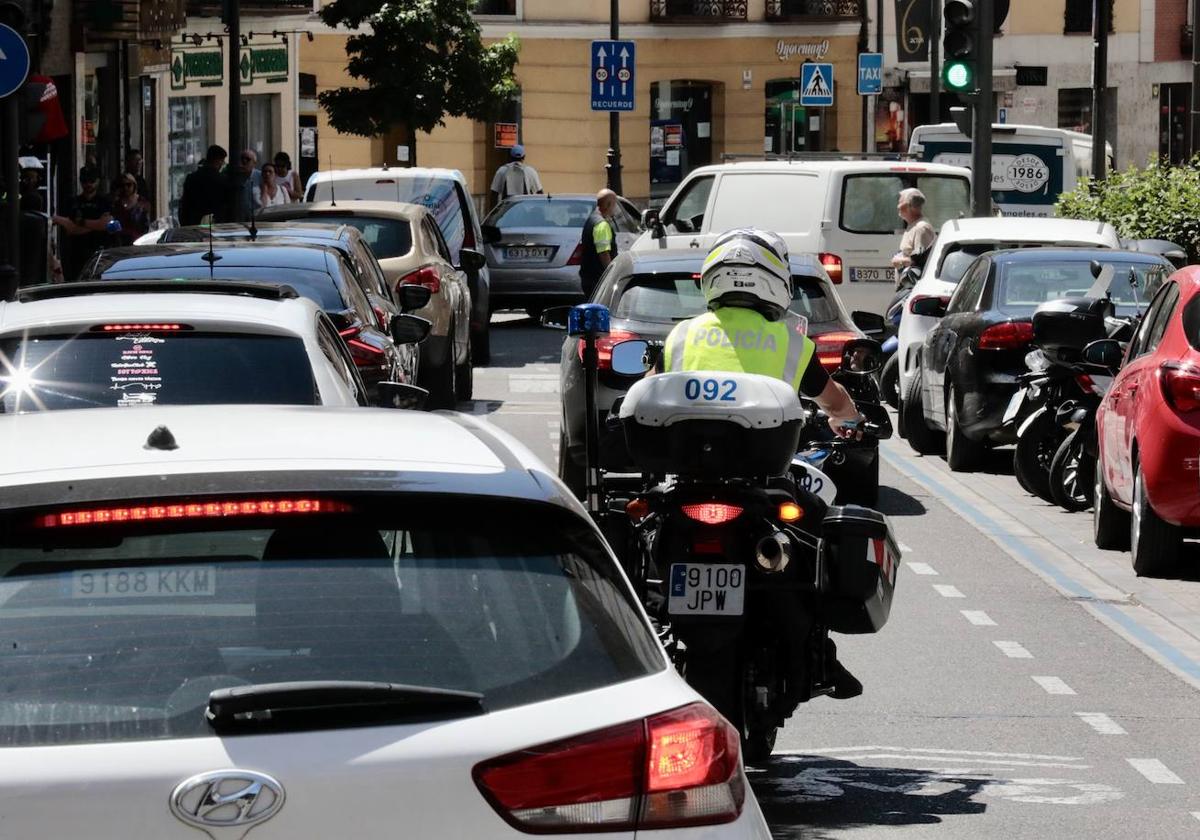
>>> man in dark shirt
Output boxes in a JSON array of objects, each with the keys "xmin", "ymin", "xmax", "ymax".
[
  {"xmin": 52, "ymin": 167, "xmax": 113, "ymax": 280},
  {"xmin": 178, "ymin": 145, "xmax": 228, "ymax": 226},
  {"xmin": 578, "ymin": 189, "xmax": 619, "ymax": 299},
  {"xmin": 222, "ymin": 149, "xmax": 258, "ymax": 223}
]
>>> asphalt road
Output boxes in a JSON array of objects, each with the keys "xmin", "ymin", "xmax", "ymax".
[{"xmin": 465, "ymin": 313, "xmax": 1200, "ymax": 839}]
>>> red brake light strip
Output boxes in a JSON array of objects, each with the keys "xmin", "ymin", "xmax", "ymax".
[{"xmin": 38, "ymin": 497, "xmax": 352, "ymax": 528}]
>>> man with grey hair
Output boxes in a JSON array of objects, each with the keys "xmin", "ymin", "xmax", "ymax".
[
  {"xmin": 890, "ymin": 187, "xmax": 936, "ymax": 286},
  {"xmin": 578, "ymin": 188, "xmax": 619, "ymax": 298}
]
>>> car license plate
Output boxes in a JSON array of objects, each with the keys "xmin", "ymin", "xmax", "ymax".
[
  {"xmin": 1003, "ymin": 390, "xmax": 1024, "ymax": 424},
  {"xmin": 70, "ymin": 566, "xmax": 217, "ymax": 598},
  {"xmin": 668, "ymin": 563, "xmax": 745, "ymax": 616},
  {"xmin": 506, "ymin": 246, "xmax": 552, "ymax": 261},
  {"xmin": 849, "ymin": 267, "xmax": 890, "ymax": 283}
]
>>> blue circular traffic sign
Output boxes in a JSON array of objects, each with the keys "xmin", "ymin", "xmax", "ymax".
[{"xmin": 0, "ymin": 24, "xmax": 31, "ymax": 100}]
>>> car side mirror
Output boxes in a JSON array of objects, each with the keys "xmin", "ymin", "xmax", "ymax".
[
  {"xmin": 851, "ymin": 311, "xmax": 886, "ymax": 337},
  {"xmin": 540, "ymin": 305, "xmax": 572, "ymax": 330},
  {"xmin": 481, "ymin": 224, "xmax": 502, "ymax": 245},
  {"xmin": 397, "ymin": 283, "xmax": 431, "ymax": 312},
  {"xmin": 1083, "ymin": 338, "xmax": 1124, "ymax": 372},
  {"xmin": 641, "ymin": 208, "xmax": 664, "ymax": 239},
  {"xmin": 840, "ymin": 337, "xmax": 883, "ymax": 375},
  {"xmin": 610, "ymin": 339, "xmax": 651, "ymax": 376},
  {"xmin": 457, "ymin": 247, "xmax": 486, "ymax": 274},
  {"xmin": 391, "ymin": 313, "xmax": 431, "ymax": 345},
  {"xmin": 375, "ymin": 381, "xmax": 428, "ymax": 410},
  {"xmin": 909, "ymin": 295, "xmax": 948, "ymax": 318},
  {"xmin": 858, "ymin": 401, "xmax": 894, "ymax": 440}
]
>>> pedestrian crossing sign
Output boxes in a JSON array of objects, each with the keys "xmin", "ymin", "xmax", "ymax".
[{"xmin": 800, "ymin": 63, "xmax": 834, "ymax": 107}]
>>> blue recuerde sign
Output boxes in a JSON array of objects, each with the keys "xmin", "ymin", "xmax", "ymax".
[{"xmin": 591, "ymin": 40, "xmax": 635, "ymax": 112}]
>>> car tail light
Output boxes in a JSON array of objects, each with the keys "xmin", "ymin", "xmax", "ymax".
[
  {"xmin": 681, "ymin": 502, "xmax": 744, "ymax": 525},
  {"xmin": 1160, "ymin": 363, "xmax": 1200, "ymax": 413},
  {"xmin": 813, "ymin": 330, "xmax": 859, "ymax": 371},
  {"xmin": 338, "ymin": 325, "xmax": 387, "ymax": 367},
  {"xmin": 577, "ymin": 329, "xmax": 637, "ymax": 371},
  {"xmin": 36, "ymin": 497, "xmax": 352, "ymax": 528},
  {"xmin": 463, "ymin": 227, "xmax": 477, "ymax": 250},
  {"xmin": 473, "ymin": 703, "xmax": 743, "ymax": 833},
  {"xmin": 398, "ymin": 266, "xmax": 441, "ymax": 294},
  {"xmin": 372, "ymin": 305, "xmax": 390, "ymax": 331},
  {"xmin": 566, "ymin": 243, "xmax": 583, "ymax": 266},
  {"xmin": 818, "ymin": 252, "xmax": 843, "ymax": 284},
  {"xmin": 978, "ymin": 321, "xmax": 1034, "ymax": 350}
]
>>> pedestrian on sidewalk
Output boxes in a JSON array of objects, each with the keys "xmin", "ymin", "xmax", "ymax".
[
  {"xmin": 578, "ymin": 188, "xmax": 619, "ymax": 300},
  {"xmin": 890, "ymin": 187, "xmax": 936, "ymax": 287},
  {"xmin": 110, "ymin": 174, "xmax": 151, "ymax": 245},
  {"xmin": 490, "ymin": 145, "xmax": 542, "ymax": 208},
  {"xmin": 52, "ymin": 167, "xmax": 112, "ymax": 280},
  {"xmin": 223, "ymin": 149, "xmax": 258, "ymax": 223},
  {"xmin": 256, "ymin": 162, "xmax": 291, "ymax": 210},
  {"xmin": 124, "ymin": 149, "xmax": 151, "ymax": 216},
  {"xmin": 179, "ymin": 145, "xmax": 228, "ymax": 226},
  {"xmin": 273, "ymin": 152, "xmax": 303, "ymax": 202}
]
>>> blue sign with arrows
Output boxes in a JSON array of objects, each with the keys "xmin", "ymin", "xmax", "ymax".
[
  {"xmin": 0, "ymin": 24, "xmax": 31, "ymax": 100},
  {"xmin": 800, "ymin": 62, "xmax": 834, "ymax": 108},
  {"xmin": 591, "ymin": 40, "xmax": 635, "ymax": 112},
  {"xmin": 857, "ymin": 53, "xmax": 883, "ymax": 95}
]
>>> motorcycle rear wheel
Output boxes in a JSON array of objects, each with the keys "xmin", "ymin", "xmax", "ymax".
[
  {"xmin": 1013, "ymin": 412, "xmax": 1063, "ymax": 503},
  {"xmin": 1049, "ymin": 429, "xmax": 1094, "ymax": 512}
]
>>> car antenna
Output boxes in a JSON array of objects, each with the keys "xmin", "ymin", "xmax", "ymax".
[
  {"xmin": 201, "ymin": 215, "xmax": 221, "ymax": 278},
  {"xmin": 1129, "ymin": 267, "xmax": 1143, "ymax": 315},
  {"xmin": 247, "ymin": 190, "xmax": 259, "ymax": 241},
  {"xmin": 328, "ymin": 156, "xmax": 336, "ymax": 207}
]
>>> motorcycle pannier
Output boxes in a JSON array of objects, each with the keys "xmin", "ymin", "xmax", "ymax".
[
  {"xmin": 819, "ymin": 505, "xmax": 900, "ymax": 634},
  {"xmin": 618, "ymin": 372, "xmax": 804, "ymax": 478},
  {"xmin": 1032, "ymin": 296, "xmax": 1114, "ymax": 364}
]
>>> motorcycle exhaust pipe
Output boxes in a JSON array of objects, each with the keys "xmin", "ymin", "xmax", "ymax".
[{"xmin": 755, "ymin": 527, "xmax": 792, "ymax": 573}]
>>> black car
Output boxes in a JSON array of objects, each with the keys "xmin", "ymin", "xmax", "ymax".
[
  {"xmin": 556, "ymin": 247, "xmax": 878, "ymax": 499},
  {"xmin": 913, "ymin": 247, "xmax": 1172, "ymax": 468},
  {"xmin": 78, "ymin": 243, "xmax": 418, "ymax": 401}
]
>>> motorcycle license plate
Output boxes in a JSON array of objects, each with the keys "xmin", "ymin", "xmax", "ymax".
[
  {"xmin": 668, "ymin": 563, "xmax": 745, "ymax": 617},
  {"xmin": 1003, "ymin": 390, "xmax": 1024, "ymax": 424}
]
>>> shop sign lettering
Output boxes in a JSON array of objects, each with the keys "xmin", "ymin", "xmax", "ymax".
[
  {"xmin": 240, "ymin": 46, "xmax": 288, "ymax": 85},
  {"xmin": 170, "ymin": 49, "xmax": 223, "ymax": 91},
  {"xmin": 775, "ymin": 39, "xmax": 831, "ymax": 62}
]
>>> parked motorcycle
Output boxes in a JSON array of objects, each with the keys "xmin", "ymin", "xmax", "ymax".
[
  {"xmin": 605, "ymin": 336, "xmax": 900, "ymax": 764},
  {"xmin": 878, "ymin": 261, "xmax": 923, "ymax": 409}
]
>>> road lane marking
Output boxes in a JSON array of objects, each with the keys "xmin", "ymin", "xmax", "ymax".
[
  {"xmin": 906, "ymin": 562, "xmax": 938, "ymax": 575},
  {"xmin": 933, "ymin": 584, "xmax": 965, "ymax": 598},
  {"xmin": 778, "ymin": 747, "xmax": 1085, "ymax": 761},
  {"xmin": 899, "ymin": 543, "xmax": 914, "ymax": 553},
  {"xmin": 1032, "ymin": 676, "xmax": 1076, "ymax": 695},
  {"xmin": 994, "ymin": 640, "xmax": 1033, "ymax": 658},
  {"xmin": 1191, "ymin": 811, "xmax": 1200, "ymax": 822},
  {"xmin": 962, "ymin": 610, "xmax": 997, "ymax": 626},
  {"xmin": 1076, "ymin": 712, "xmax": 1126, "ymax": 735},
  {"xmin": 1127, "ymin": 758, "xmax": 1183, "ymax": 784}
]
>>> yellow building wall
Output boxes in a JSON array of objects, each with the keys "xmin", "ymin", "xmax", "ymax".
[
  {"xmin": 302, "ymin": 34, "xmax": 383, "ymax": 169},
  {"xmin": 1004, "ymin": 0, "xmax": 1137, "ymax": 35}
]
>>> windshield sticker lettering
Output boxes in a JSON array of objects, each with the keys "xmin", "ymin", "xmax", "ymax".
[{"xmin": 110, "ymin": 335, "xmax": 164, "ymax": 406}]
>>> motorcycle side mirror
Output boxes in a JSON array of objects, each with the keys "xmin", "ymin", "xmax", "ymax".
[
  {"xmin": 1082, "ymin": 338, "xmax": 1124, "ymax": 372},
  {"xmin": 840, "ymin": 338, "xmax": 883, "ymax": 375},
  {"xmin": 851, "ymin": 311, "xmax": 886, "ymax": 337},
  {"xmin": 390, "ymin": 313, "xmax": 432, "ymax": 345},
  {"xmin": 858, "ymin": 401, "xmax": 894, "ymax": 440},
  {"xmin": 375, "ymin": 381, "xmax": 429, "ymax": 410},
  {"xmin": 540, "ymin": 305, "xmax": 572, "ymax": 330},
  {"xmin": 610, "ymin": 339, "xmax": 651, "ymax": 376},
  {"xmin": 397, "ymin": 284, "xmax": 432, "ymax": 312}
]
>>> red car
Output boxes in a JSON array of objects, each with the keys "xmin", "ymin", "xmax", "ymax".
[{"xmin": 1094, "ymin": 266, "xmax": 1200, "ymax": 575}]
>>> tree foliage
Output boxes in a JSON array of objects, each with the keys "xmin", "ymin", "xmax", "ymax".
[
  {"xmin": 318, "ymin": 0, "xmax": 520, "ymax": 138},
  {"xmin": 1056, "ymin": 158, "xmax": 1200, "ymax": 261}
]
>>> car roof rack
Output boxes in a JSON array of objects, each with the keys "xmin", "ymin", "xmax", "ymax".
[
  {"xmin": 16, "ymin": 280, "xmax": 301, "ymax": 303},
  {"xmin": 719, "ymin": 151, "xmax": 920, "ymax": 162}
]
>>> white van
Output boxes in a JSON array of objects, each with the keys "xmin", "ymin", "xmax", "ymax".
[
  {"xmin": 631, "ymin": 158, "xmax": 972, "ymax": 284},
  {"xmin": 909, "ymin": 123, "xmax": 1114, "ymax": 219}
]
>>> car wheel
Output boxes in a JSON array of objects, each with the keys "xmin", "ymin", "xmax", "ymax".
[
  {"xmin": 1049, "ymin": 429, "xmax": 1092, "ymax": 512},
  {"xmin": 428, "ymin": 323, "xmax": 458, "ymax": 410},
  {"xmin": 472, "ymin": 324, "xmax": 491, "ymax": 367},
  {"xmin": 879, "ymin": 354, "xmax": 900, "ymax": 410},
  {"xmin": 557, "ymin": 429, "xmax": 586, "ymax": 500},
  {"xmin": 902, "ymin": 366, "xmax": 942, "ymax": 455},
  {"xmin": 454, "ymin": 333, "xmax": 473, "ymax": 402},
  {"xmin": 1012, "ymin": 411, "xmax": 1061, "ymax": 502},
  {"xmin": 1093, "ymin": 457, "xmax": 1130, "ymax": 550},
  {"xmin": 1131, "ymin": 461, "xmax": 1181, "ymax": 577},
  {"xmin": 945, "ymin": 386, "xmax": 984, "ymax": 472}
]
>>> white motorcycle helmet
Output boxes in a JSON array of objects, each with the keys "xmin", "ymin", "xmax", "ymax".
[{"xmin": 700, "ymin": 228, "xmax": 793, "ymax": 320}]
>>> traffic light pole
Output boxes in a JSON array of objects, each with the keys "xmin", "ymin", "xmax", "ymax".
[
  {"xmin": 227, "ymin": 0, "xmax": 241, "ymax": 157},
  {"xmin": 971, "ymin": 0, "xmax": 993, "ymax": 216},
  {"xmin": 930, "ymin": 0, "xmax": 941, "ymax": 123},
  {"xmin": 605, "ymin": 0, "xmax": 622, "ymax": 195},
  {"xmin": 1090, "ymin": 0, "xmax": 1109, "ymax": 180}
]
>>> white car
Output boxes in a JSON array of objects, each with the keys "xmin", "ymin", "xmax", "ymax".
[
  {"xmin": 0, "ymin": 280, "xmax": 380, "ymax": 411},
  {"xmin": 896, "ymin": 216, "xmax": 1120, "ymax": 436},
  {"xmin": 0, "ymin": 404, "xmax": 770, "ymax": 838}
]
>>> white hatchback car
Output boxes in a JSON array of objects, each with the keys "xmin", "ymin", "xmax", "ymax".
[
  {"xmin": 0, "ymin": 281, "xmax": 387, "ymax": 411},
  {"xmin": 0, "ymin": 404, "xmax": 770, "ymax": 838},
  {"xmin": 896, "ymin": 216, "xmax": 1120, "ymax": 433}
]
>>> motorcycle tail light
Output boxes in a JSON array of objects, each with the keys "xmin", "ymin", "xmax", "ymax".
[
  {"xmin": 778, "ymin": 501, "xmax": 803, "ymax": 522},
  {"xmin": 473, "ymin": 703, "xmax": 743, "ymax": 832},
  {"xmin": 681, "ymin": 502, "xmax": 744, "ymax": 525},
  {"xmin": 1160, "ymin": 363, "xmax": 1200, "ymax": 413},
  {"xmin": 979, "ymin": 321, "xmax": 1034, "ymax": 350}
]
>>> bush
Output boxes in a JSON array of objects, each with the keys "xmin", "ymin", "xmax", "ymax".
[{"xmin": 1055, "ymin": 158, "xmax": 1200, "ymax": 262}]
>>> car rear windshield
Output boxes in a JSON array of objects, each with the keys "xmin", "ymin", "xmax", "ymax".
[
  {"xmin": 0, "ymin": 331, "xmax": 318, "ymax": 412},
  {"xmin": 307, "ymin": 177, "xmax": 466, "ymax": 256},
  {"xmin": 301, "ymin": 216, "xmax": 413, "ymax": 260},
  {"xmin": 0, "ymin": 497, "xmax": 663, "ymax": 746},
  {"xmin": 994, "ymin": 259, "xmax": 1170, "ymax": 317},
  {"xmin": 486, "ymin": 199, "xmax": 594, "ymax": 229},
  {"xmin": 612, "ymin": 272, "xmax": 841, "ymax": 325},
  {"xmin": 840, "ymin": 174, "xmax": 971, "ymax": 234},
  {"xmin": 99, "ymin": 268, "xmax": 346, "ymax": 311}
]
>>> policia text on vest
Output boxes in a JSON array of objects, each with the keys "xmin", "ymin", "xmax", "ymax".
[{"xmin": 663, "ymin": 308, "xmax": 815, "ymax": 392}]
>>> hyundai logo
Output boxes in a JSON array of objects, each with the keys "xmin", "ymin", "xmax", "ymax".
[{"xmin": 169, "ymin": 769, "xmax": 285, "ymax": 838}]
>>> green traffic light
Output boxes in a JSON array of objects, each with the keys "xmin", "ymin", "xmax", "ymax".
[{"xmin": 945, "ymin": 61, "xmax": 972, "ymax": 91}]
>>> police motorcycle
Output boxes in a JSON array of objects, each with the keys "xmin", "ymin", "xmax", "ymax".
[
  {"xmin": 584, "ymin": 326, "xmax": 899, "ymax": 764},
  {"xmin": 1008, "ymin": 264, "xmax": 1139, "ymax": 504}
]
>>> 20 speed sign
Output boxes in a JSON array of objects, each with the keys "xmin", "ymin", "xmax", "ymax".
[{"xmin": 1007, "ymin": 154, "xmax": 1049, "ymax": 193}]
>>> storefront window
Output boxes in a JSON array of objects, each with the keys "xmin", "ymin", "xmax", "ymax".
[
  {"xmin": 765, "ymin": 79, "xmax": 828, "ymax": 156},
  {"xmin": 1058, "ymin": 87, "xmax": 1117, "ymax": 152},
  {"xmin": 649, "ymin": 81, "xmax": 715, "ymax": 206},
  {"xmin": 1160, "ymin": 84, "xmax": 1191, "ymax": 165},
  {"xmin": 241, "ymin": 94, "xmax": 280, "ymax": 162},
  {"xmin": 475, "ymin": 0, "xmax": 516, "ymax": 11},
  {"xmin": 167, "ymin": 97, "xmax": 213, "ymax": 220}
]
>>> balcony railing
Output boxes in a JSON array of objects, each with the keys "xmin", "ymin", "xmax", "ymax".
[
  {"xmin": 650, "ymin": 0, "xmax": 748, "ymax": 22},
  {"xmin": 766, "ymin": 0, "xmax": 862, "ymax": 20}
]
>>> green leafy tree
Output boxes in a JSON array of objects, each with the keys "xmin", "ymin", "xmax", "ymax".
[
  {"xmin": 1056, "ymin": 158, "xmax": 1200, "ymax": 261},
  {"xmin": 318, "ymin": 0, "xmax": 520, "ymax": 141}
]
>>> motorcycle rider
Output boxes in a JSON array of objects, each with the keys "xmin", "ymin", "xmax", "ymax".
[{"xmin": 657, "ymin": 228, "xmax": 866, "ymax": 698}]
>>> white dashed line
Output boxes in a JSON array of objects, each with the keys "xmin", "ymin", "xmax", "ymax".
[
  {"xmin": 1191, "ymin": 811, "xmax": 1200, "ymax": 822},
  {"xmin": 1032, "ymin": 676, "xmax": 1076, "ymax": 695},
  {"xmin": 994, "ymin": 640, "xmax": 1033, "ymax": 659},
  {"xmin": 906, "ymin": 562, "xmax": 938, "ymax": 575},
  {"xmin": 933, "ymin": 584, "xmax": 965, "ymax": 598},
  {"xmin": 1127, "ymin": 758, "xmax": 1183, "ymax": 784},
  {"xmin": 898, "ymin": 543, "xmax": 914, "ymax": 554},
  {"xmin": 1076, "ymin": 713, "xmax": 1127, "ymax": 735},
  {"xmin": 961, "ymin": 610, "xmax": 997, "ymax": 626}
]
